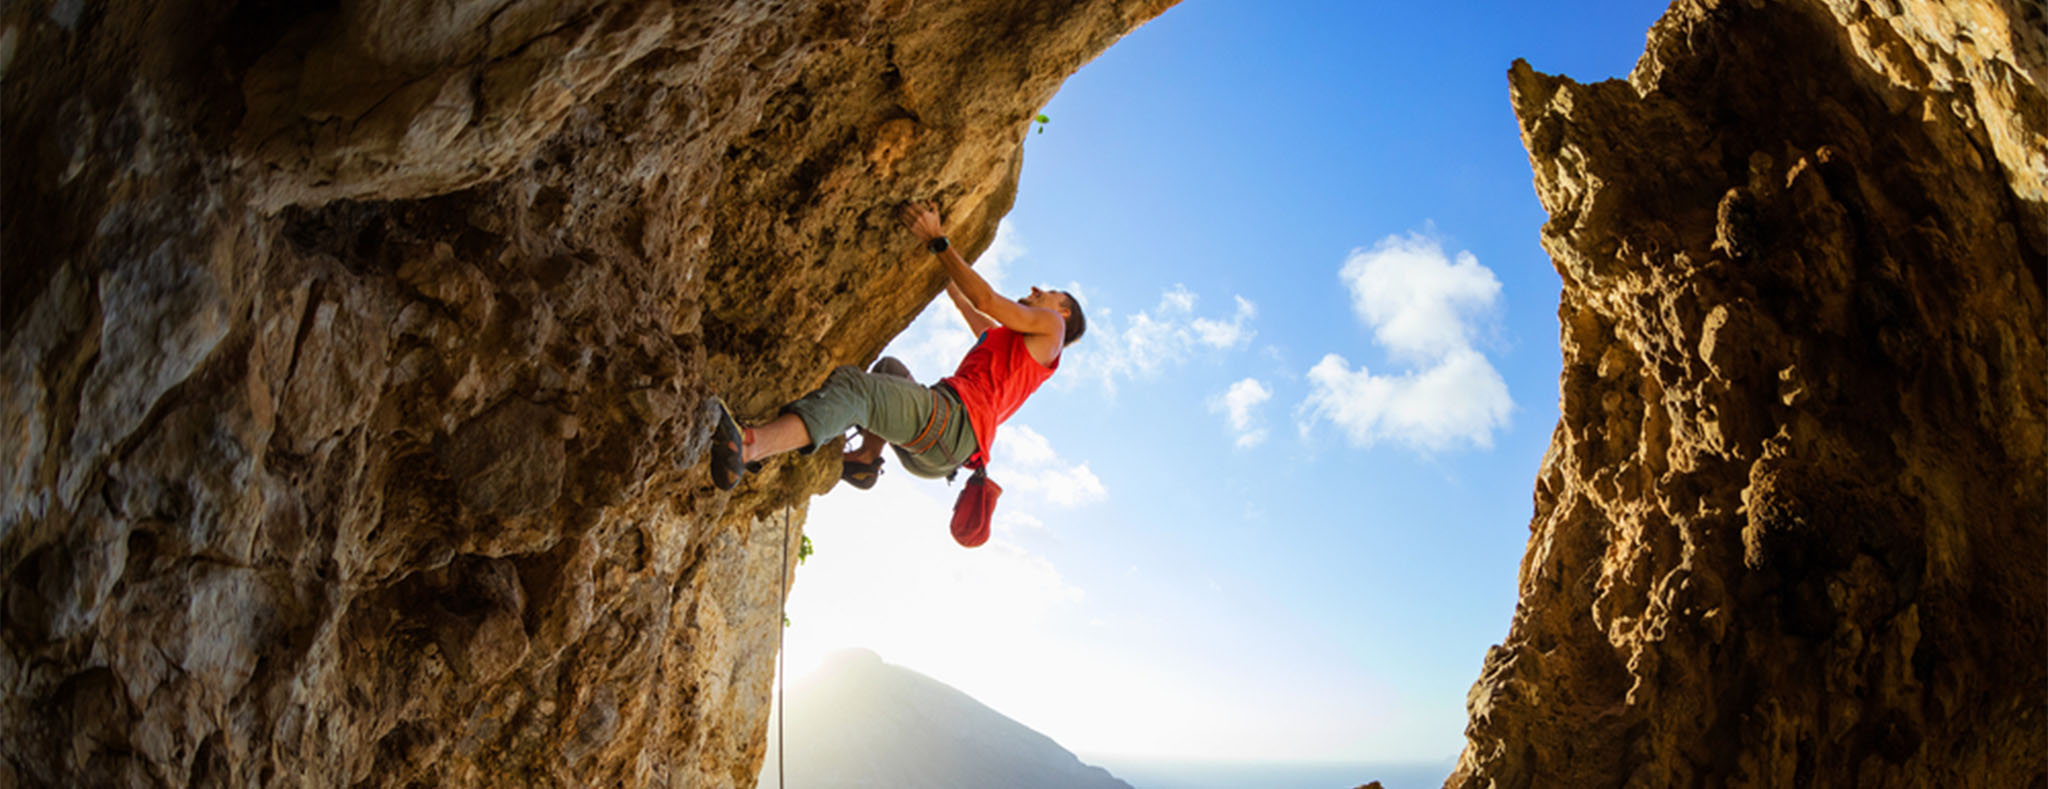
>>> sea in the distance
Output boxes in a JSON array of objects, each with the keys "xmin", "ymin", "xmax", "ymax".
[{"xmin": 1083, "ymin": 757, "xmax": 1454, "ymax": 789}]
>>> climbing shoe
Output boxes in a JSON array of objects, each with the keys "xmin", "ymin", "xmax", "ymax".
[
  {"xmin": 841, "ymin": 456, "xmax": 883, "ymax": 490},
  {"xmin": 708, "ymin": 396, "xmax": 746, "ymax": 491}
]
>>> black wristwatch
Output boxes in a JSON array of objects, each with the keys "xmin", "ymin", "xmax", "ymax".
[{"xmin": 927, "ymin": 236, "xmax": 950, "ymax": 255}]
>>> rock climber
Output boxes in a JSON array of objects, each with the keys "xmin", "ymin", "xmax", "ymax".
[{"xmin": 705, "ymin": 201, "xmax": 1086, "ymax": 491}]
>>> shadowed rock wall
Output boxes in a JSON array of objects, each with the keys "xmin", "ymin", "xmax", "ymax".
[
  {"xmin": 1455, "ymin": 0, "xmax": 2045, "ymax": 786},
  {"xmin": 0, "ymin": 0, "xmax": 1173, "ymax": 785}
]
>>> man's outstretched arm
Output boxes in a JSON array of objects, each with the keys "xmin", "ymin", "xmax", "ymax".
[
  {"xmin": 944, "ymin": 280, "xmax": 999, "ymax": 337},
  {"xmin": 898, "ymin": 202, "xmax": 1063, "ymax": 340}
]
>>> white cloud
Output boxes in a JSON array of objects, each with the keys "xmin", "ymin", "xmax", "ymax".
[
  {"xmin": 1160, "ymin": 284, "xmax": 1198, "ymax": 313},
  {"xmin": 1027, "ymin": 464, "xmax": 1107, "ymax": 507},
  {"xmin": 995, "ymin": 510, "xmax": 1046, "ymax": 534},
  {"xmin": 995, "ymin": 420, "xmax": 1060, "ymax": 467},
  {"xmin": 1300, "ymin": 349, "xmax": 1510, "ymax": 450},
  {"xmin": 1297, "ymin": 231, "xmax": 1513, "ymax": 451},
  {"xmin": 1063, "ymin": 285, "xmax": 1259, "ymax": 394},
  {"xmin": 1211, "ymin": 377, "xmax": 1273, "ymax": 448},
  {"xmin": 1340, "ymin": 232, "xmax": 1500, "ymax": 362},
  {"xmin": 1191, "ymin": 295, "xmax": 1257, "ymax": 349},
  {"xmin": 995, "ymin": 424, "xmax": 1107, "ymax": 507}
]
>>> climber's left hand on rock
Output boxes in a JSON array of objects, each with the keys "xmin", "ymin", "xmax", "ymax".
[{"xmin": 898, "ymin": 201, "xmax": 945, "ymax": 242}]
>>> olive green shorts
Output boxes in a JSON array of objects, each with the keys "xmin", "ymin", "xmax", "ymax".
[{"xmin": 781, "ymin": 358, "xmax": 979, "ymax": 478}]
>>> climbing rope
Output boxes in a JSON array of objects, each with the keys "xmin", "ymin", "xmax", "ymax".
[{"xmin": 776, "ymin": 504, "xmax": 791, "ymax": 789}]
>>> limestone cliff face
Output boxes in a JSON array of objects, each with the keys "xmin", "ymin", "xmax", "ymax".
[
  {"xmin": 1457, "ymin": 0, "xmax": 2045, "ymax": 786},
  {"xmin": 0, "ymin": 0, "xmax": 1172, "ymax": 785}
]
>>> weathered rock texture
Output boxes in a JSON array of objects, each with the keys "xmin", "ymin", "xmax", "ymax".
[
  {"xmin": 1456, "ymin": 0, "xmax": 2045, "ymax": 786},
  {"xmin": 0, "ymin": 0, "xmax": 1172, "ymax": 785}
]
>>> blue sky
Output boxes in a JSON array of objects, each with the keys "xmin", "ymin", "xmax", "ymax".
[{"xmin": 779, "ymin": 0, "xmax": 1670, "ymax": 770}]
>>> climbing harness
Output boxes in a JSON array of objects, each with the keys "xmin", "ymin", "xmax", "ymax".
[{"xmin": 900, "ymin": 385, "xmax": 961, "ymax": 465}]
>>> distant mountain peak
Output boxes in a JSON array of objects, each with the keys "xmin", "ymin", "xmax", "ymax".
[{"xmin": 762, "ymin": 651, "xmax": 1130, "ymax": 789}]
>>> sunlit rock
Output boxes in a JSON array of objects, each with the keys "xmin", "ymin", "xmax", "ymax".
[
  {"xmin": 1454, "ymin": 0, "xmax": 2045, "ymax": 785},
  {"xmin": 0, "ymin": 0, "xmax": 1175, "ymax": 785}
]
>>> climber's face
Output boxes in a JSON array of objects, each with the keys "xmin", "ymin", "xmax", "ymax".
[{"xmin": 1019, "ymin": 286, "xmax": 1068, "ymax": 314}]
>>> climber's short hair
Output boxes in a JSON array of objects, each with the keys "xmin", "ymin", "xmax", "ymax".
[{"xmin": 1060, "ymin": 291, "xmax": 1086, "ymax": 347}]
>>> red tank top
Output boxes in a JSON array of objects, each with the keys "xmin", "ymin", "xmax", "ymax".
[{"xmin": 941, "ymin": 327, "xmax": 1059, "ymax": 464}]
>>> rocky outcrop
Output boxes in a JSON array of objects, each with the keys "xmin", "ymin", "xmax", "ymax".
[
  {"xmin": 1457, "ymin": 0, "xmax": 2045, "ymax": 786},
  {"xmin": 0, "ymin": 0, "xmax": 1173, "ymax": 785}
]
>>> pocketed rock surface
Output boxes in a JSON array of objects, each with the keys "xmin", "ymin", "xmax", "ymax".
[
  {"xmin": 0, "ymin": 0, "xmax": 1173, "ymax": 785},
  {"xmin": 1453, "ymin": 0, "xmax": 2045, "ymax": 786}
]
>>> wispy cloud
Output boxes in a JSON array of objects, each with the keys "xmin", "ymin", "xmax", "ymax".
[
  {"xmin": 1192, "ymin": 295, "xmax": 1257, "ymax": 349},
  {"xmin": 996, "ymin": 424, "xmax": 1107, "ymax": 507},
  {"xmin": 1297, "ymin": 231, "xmax": 1512, "ymax": 451},
  {"xmin": 1211, "ymin": 377, "xmax": 1273, "ymax": 448},
  {"xmin": 1064, "ymin": 285, "xmax": 1258, "ymax": 394}
]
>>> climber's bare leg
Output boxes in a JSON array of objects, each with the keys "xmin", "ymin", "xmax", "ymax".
[{"xmin": 742, "ymin": 414, "xmax": 811, "ymax": 463}]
